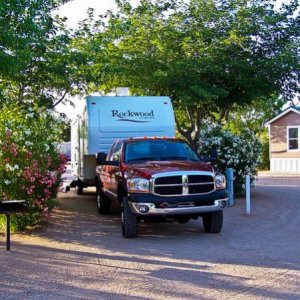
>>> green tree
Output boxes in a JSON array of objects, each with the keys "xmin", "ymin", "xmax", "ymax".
[
  {"xmin": 76, "ymin": 0, "xmax": 300, "ymax": 147},
  {"xmin": 224, "ymin": 96, "xmax": 287, "ymax": 170},
  {"xmin": 0, "ymin": 0, "xmax": 84, "ymax": 109}
]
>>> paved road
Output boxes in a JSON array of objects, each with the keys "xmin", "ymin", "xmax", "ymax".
[{"xmin": 0, "ymin": 176, "xmax": 300, "ymax": 299}]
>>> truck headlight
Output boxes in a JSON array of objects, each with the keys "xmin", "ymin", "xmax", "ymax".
[
  {"xmin": 127, "ymin": 178, "xmax": 150, "ymax": 193},
  {"xmin": 215, "ymin": 174, "xmax": 226, "ymax": 189}
]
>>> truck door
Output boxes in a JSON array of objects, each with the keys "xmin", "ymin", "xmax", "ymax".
[{"xmin": 102, "ymin": 141, "xmax": 122, "ymax": 200}]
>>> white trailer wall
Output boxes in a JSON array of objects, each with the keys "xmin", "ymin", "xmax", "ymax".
[
  {"xmin": 71, "ymin": 96, "xmax": 176, "ymax": 186},
  {"xmin": 86, "ymin": 96, "xmax": 176, "ymax": 154}
]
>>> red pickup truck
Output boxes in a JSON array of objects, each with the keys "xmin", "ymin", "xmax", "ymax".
[{"xmin": 95, "ymin": 137, "xmax": 228, "ymax": 238}]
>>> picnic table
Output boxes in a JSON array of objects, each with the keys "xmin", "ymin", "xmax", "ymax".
[{"xmin": 0, "ymin": 200, "xmax": 27, "ymax": 251}]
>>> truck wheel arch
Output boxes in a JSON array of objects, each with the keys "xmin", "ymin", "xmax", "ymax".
[{"xmin": 95, "ymin": 176, "xmax": 100, "ymax": 188}]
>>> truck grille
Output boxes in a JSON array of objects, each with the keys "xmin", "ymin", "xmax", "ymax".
[{"xmin": 152, "ymin": 172, "xmax": 215, "ymax": 196}]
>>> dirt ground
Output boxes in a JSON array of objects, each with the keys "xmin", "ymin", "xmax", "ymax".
[{"xmin": 0, "ymin": 174, "xmax": 300, "ymax": 299}]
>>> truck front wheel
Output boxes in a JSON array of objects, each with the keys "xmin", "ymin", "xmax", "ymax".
[
  {"xmin": 202, "ymin": 211, "xmax": 223, "ymax": 233},
  {"xmin": 121, "ymin": 197, "xmax": 138, "ymax": 238}
]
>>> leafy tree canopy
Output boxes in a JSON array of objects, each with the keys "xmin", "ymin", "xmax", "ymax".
[
  {"xmin": 0, "ymin": 0, "xmax": 84, "ymax": 110},
  {"xmin": 75, "ymin": 0, "xmax": 300, "ymax": 146}
]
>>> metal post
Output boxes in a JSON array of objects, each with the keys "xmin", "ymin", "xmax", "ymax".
[
  {"xmin": 5, "ymin": 214, "xmax": 10, "ymax": 251},
  {"xmin": 246, "ymin": 175, "xmax": 251, "ymax": 215},
  {"xmin": 226, "ymin": 168, "xmax": 234, "ymax": 206}
]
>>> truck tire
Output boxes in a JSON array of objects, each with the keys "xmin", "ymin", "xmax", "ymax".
[
  {"xmin": 202, "ymin": 211, "xmax": 223, "ymax": 233},
  {"xmin": 177, "ymin": 216, "xmax": 190, "ymax": 224},
  {"xmin": 121, "ymin": 197, "xmax": 138, "ymax": 238},
  {"xmin": 96, "ymin": 184, "xmax": 110, "ymax": 214},
  {"xmin": 76, "ymin": 186, "xmax": 83, "ymax": 195}
]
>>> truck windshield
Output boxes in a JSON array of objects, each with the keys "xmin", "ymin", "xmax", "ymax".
[{"xmin": 125, "ymin": 140, "xmax": 200, "ymax": 163}]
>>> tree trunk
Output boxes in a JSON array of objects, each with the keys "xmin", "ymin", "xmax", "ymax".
[{"xmin": 174, "ymin": 107, "xmax": 202, "ymax": 150}]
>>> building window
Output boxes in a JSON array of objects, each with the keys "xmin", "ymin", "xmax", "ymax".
[{"xmin": 288, "ymin": 127, "xmax": 299, "ymax": 150}]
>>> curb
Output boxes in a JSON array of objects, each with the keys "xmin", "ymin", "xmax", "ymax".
[{"xmin": 258, "ymin": 171, "xmax": 300, "ymax": 178}]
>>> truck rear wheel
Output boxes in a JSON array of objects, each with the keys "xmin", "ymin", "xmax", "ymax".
[
  {"xmin": 177, "ymin": 216, "xmax": 190, "ymax": 224},
  {"xmin": 202, "ymin": 211, "xmax": 223, "ymax": 233},
  {"xmin": 121, "ymin": 197, "xmax": 138, "ymax": 238},
  {"xmin": 76, "ymin": 186, "xmax": 83, "ymax": 195},
  {"xmin": 96, "ymin": 185, "xmax": 110, "ymax": 214}
]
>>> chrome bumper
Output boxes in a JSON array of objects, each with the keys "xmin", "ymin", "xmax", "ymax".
[{"xmin": 128, "ymin": 199, "xmax": 228, "ymax": 216}]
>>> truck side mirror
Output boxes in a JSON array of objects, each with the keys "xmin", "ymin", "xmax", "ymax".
[{"xmin": 96, "ymin": 152, "xmax": 107, "ymax": 165}]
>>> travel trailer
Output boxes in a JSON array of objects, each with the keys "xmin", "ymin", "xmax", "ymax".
[{"xmin": 71, "ymin": 96, "xmax": 176, "ymax": 194}]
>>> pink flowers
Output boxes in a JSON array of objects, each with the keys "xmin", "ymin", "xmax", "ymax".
[
  {"xmin": 10, "ymin": 143, "xmax": 18, "ymax": 157},
  {"xmin": 1, "ymin": 135, "xmax": 68, "ymax": 222},
  {"xmin": 26, "ymin": 185, "xmax": 35, "ymax": 195},
  {"xmin": 0, "ymin": 102, "xmax": 70, "ymax": 230},
  {"xmin": 21, "ymin": 159, "xmax": 64, "ymax": 202}
]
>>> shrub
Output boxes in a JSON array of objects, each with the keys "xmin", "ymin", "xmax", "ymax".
[
  {"xmin": 259, "ymin": 130, "xmax": 270, "ymax": 170},
  {"xmin": 198, "ymin": 123, "xmax": 262, "ymax": 196},
  {"xmin": 0, "ymin": 102, "xmax": 67, "ymax": 231}
]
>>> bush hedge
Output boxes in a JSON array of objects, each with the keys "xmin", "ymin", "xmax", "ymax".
[
  {"xmin": 0, "ymin": 102, "xmax": 67, "ymax": 231},
  {"xmin": 198, "ymin": 123, "xmax": 262, "ymax": 196}
]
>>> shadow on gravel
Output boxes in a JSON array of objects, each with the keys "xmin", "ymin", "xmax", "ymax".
[
  {"xmin": 1, "ymin": 239, "xmax": 299, "ymax": 300},
  {"xmin": 1, "ymin": 181, "xmax": 300, "ymax": 299},
  {"xmin": 12, "ymin": 186, "xmax": 300, "ymax": 271},
  {"xmin": 149, "ymin": 267, "xmax": 300, "ymax": 300}
]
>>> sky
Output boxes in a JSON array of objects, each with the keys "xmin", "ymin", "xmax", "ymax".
[
  {"xmin": 56, "ymin": 0, "xmax": 140, "ymax": 29},
  {"xmin": 57, "ymin": 0, "xmax": 290, "ymax": 29}
]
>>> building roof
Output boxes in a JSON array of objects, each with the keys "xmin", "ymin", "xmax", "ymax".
[{"xmin": 266, "ymin": 106, "xmax": 300, "ymax": 126}]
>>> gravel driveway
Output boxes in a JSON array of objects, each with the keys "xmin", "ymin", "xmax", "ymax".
[{"xmin": 0, "ymin": 175, "xmax": 300, "ymax": 300}]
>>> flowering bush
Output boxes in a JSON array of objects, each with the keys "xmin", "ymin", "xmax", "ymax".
[
  {"xmin": 198, "ymin": 123, "xmax": 262, "ymax": 196},
  {"xmin": 0, "ymin": 102, "xmax": 67, "ymax": 231}
]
